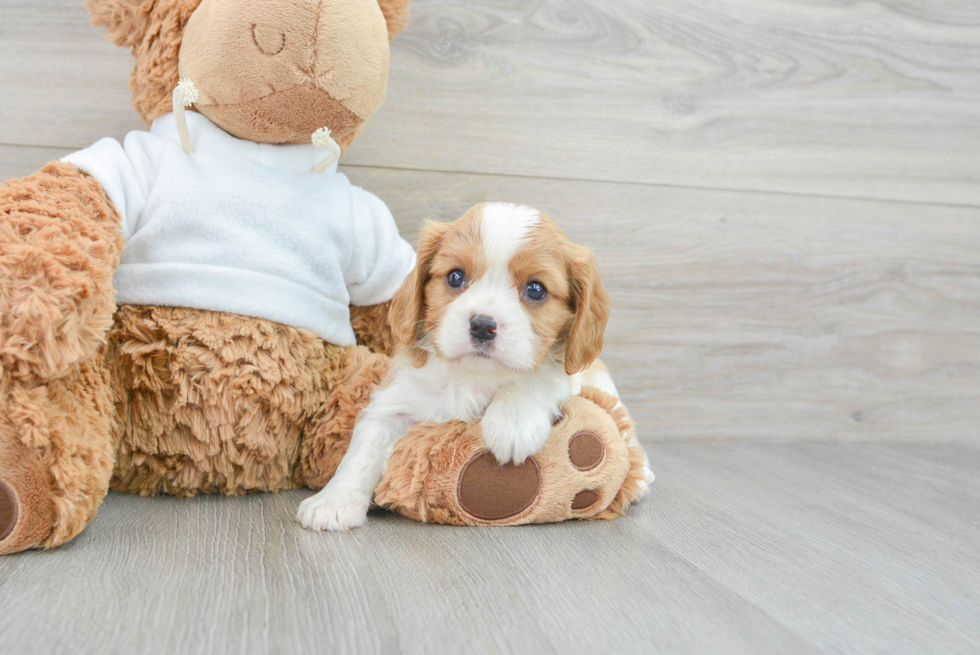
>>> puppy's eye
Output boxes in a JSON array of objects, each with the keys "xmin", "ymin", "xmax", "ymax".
[
  {"xmin": 447, "ymin": 269, "xmax": 465, "ymax": 288},
  {"xmin": 525, "ymin": 281, "xmax": 547, "ymax": 301}
]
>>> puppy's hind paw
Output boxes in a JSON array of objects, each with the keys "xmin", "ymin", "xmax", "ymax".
[{"xmin": 297, "ymin": 489, "xmax": 370, "ymax": 532}]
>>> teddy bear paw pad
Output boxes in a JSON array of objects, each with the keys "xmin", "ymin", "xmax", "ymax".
[{"xmin": 0, "ymin": 480, "xmax": 18, "ymax": 543}]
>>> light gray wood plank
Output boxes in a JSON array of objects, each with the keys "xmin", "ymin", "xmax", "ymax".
[
  {"xmin": 1, "ymin": 442, "xmax": 978, "ymax": 654},
  {"xmin": 2, "ymin": 0, "xmax": 979, "ymax": 205},
  {"xmin": 0, "ymin": 0, "xmax": 146, "ymax": 145},
  {"xmin": 360, "ymin": 0, "xmax": 980, "ymax": 206},
  {"xmin": 0, "ymin": 491, "xmax": 821, "ymax": 655},
  {"xmin": 0, "ymin": 145, "xmax": 70, "ymax": 184},
  {"xmin": 646, "ymin": 441, "xmax": 980, "ymax": 654},
  {"xmin": 2, "ymin": 153, "xmax": 978, "ymax": 443}
]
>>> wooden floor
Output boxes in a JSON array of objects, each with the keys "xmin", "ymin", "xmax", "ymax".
[
  {"xmin": 1, "ymin": 442, "xmax": 978, "ymax": 654},
  {"xmin": 1, "ymin": 1, "xmax": 978, "ymax": 653}
]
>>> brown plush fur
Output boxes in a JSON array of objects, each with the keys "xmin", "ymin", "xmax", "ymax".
[
  {"xmin": 350, "ymin": 301, "xmax": 395, "ymax": 354},
  {"xmin": 0, "ymin": 162, "xmax": 124, "ymax": 381},
  {"xmin": 296, "ymin": 346, "xmax": 390, "ymax": 490},
  {"xmin": 576, "ymin": 386, "xmax": 649, "ymax": 520},
  {"xmin": 0, "ymin": 355, "xmax": 121, "ymax": 548},
  {"xmin": 0, "ymin": 437, "xmax": 55, "ymax": 552},
  {"xmin": 375, "ymin": 419, "xmax": 478, "ymax": 524},
  {"xmin": 0, "ymin": 163, "xmax": 124, "ymax": 552},
  {"xmin": 0, "ymin": 164, "xmax": 397, "ymax": 551},
  {"xmin": 88, "ymin": 0, "xmax": 204, "ymax": 125},
  {"xmin": 109, "ymin": 305, "xmax": 345, "ymax": 496},
  {"xmin": 378, "ymin": 0, "xmax": 411, "ymax": 39}
]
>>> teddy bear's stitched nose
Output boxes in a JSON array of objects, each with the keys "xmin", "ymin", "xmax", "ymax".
[{"xmin": 252, "ymin": 24, "xmax": 286, "ymax": 56}]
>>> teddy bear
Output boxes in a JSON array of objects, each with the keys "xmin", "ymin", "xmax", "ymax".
[{"xmin": 0, "ymin": 0, "xmax": 651, "ymax": 555}]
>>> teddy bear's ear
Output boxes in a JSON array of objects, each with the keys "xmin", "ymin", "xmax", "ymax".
[
  {"xmin": 377, "ymin": 0, "xmax": 411, "ymax": 40},
  {"xmin": 86, "ymin": 0, "xmax": 155, "ymax": 48},
  {"xmin": 87, "ymin": 0, "xmax": 203, "ymax": 125}
]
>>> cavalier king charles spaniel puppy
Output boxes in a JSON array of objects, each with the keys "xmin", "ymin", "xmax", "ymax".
[{"xmin": 298, "ymin": 202, "xmax": 614, "ymax": 531}]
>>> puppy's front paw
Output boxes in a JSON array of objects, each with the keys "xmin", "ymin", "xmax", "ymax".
[
  {"xmin": 296, "ymin": 488, "xmax": 371, "ymax": 532},
  {"xmin": 480, "ymin": 403, "xmax": 556, "ymax": 465}
]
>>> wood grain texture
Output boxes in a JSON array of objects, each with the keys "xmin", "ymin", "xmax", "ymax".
[
  {"xmin": 0, "ymin": 442, "xmax": 977, "ymax": 654},
  {"xmin": 1, "ymin": 0, "xmax": 979, "ymax": 204}
]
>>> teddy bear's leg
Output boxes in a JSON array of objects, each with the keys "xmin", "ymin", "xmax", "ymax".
[
  {"xmin": 293, "ymin": 303, "xmax": 393, "ymax": 484},
  {"xmin": 295, "ymin": 345, "xmax": 390, "ymax": 489},
  {"xmin": 375, "ymin": 387, "xmax": 652, "ymax": 526},
  {"xmin": 108, "ymin": 305, "xmax": 340, "ymax": 497},
  {"xmin": 0, "ymin": 415, "xmax": 53, "ymax": 554},
  {"xmin": 0, "ymin": 357, "xmax": 122, "ymax": 554},
  {"xmin": 0, "ymin": 162, "xmax": 126, "ymax": 554}
]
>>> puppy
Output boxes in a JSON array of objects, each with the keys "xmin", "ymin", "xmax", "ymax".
[{"xmin": 298, "ymin": 202, "xmax": 611, "ymax": 531}]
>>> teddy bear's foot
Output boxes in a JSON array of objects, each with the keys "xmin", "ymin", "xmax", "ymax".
[
  {"xmin": 375, "ymin": 387, "xmax": 652, "ymax": 526},
  {"xmin": 0, "ymin": 359, "xmax": 120, "ymax": 555},
  {"xmin": 0, "ymin": 430, "xmax": 55, "ymax": 556}
]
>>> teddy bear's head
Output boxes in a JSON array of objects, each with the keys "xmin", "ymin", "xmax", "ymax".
[{"xmin": 88, "ymin": 0, "xmax": 410, "ymax": 150}]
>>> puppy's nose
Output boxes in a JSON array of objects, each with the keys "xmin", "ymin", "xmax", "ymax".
[{"xmin": 469, "ymin": 315, "xmax": 497, "ymax": 343}]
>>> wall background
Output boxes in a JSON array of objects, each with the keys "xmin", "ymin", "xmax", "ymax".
[{"xmin": 2, "ymin": 0, "xmax": 978, "ymax": 442}]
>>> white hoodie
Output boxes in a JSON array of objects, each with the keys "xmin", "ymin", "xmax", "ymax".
[{"xmin": 63, "ymin": 112, "xmax": 415, "ymax": 346}]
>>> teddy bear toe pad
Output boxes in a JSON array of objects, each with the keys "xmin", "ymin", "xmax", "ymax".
[
  {"xmin": 571, "ymin": 489, "xmax": 600, "ymax": 510},
  {"xmin": 0, "ymin": 433, "xmax": 59, "ymax": 555},
  {"xmin": 0, "ymin": 471, "xmax": 54, "ymax": 555},
  {"xmin": 568, "ymin": 431, "xmax": 604, "ymax": 471},
  {"xmin": 0, "ymin": 480, "xmax": 17, "ymax": 542}
]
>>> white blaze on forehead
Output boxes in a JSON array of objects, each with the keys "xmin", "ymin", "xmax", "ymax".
[{"xmin": 480, "ymin": 203, "xmax": 541, "ymax": 271}]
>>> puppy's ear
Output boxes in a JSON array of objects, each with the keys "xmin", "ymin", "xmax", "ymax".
[
  {"xmin": 389, "ymin": 220, "xmax": 447, "ymax": 365},
  {"xmin": 564, "ymin": 246, "xmax": 611, "ymax": 375}
]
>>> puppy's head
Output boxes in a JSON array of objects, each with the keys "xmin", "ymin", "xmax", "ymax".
[{"xmin": 389, "ymin": 203, "xmax": 610, "ymax": 374}]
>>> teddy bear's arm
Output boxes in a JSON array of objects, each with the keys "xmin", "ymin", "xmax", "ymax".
[
  {"xmin": 344, "ymin": 185, "xmax": 413, "ymax": 356},
  {"xmin": 345, "ymin": 187, "xmax": 414, "ymax": 287},
  {"xmin": 0, "ymin": 162, "xmax": 124, "ymax": 380}
]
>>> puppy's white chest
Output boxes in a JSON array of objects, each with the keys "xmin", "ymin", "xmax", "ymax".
[{"xmin": 418, "ymin": 378, "xmax": 497, "ymax": 423}]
